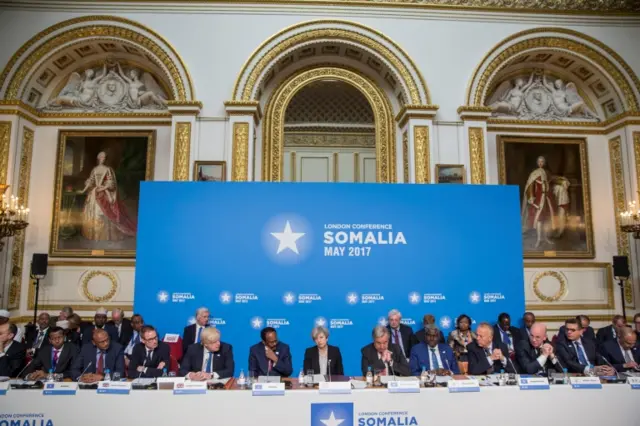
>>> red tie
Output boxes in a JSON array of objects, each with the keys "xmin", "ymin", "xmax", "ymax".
[
  {"xmin": 97, "ymin": 352, "xmax": 104, "ymax": 374},
  {"xmin": 394, "ymin": 329, "xmax": 400, "ymax": 345},
  {"xmin": 267, "ymin": 360, "xmax": 272, "ymax": 372},
  {"xmin": 52, "ymin": 350, "xmax": 59, "ymax": 367}
]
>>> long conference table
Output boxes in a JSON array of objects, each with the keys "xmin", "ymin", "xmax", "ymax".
[{"xmin": 1, "ymin": 379, "xmax": 637, "ymax": 426}]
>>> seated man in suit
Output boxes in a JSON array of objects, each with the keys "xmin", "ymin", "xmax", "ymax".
[
  {"xmin": 81, "ymin": 308, "xmax": 118, "ymax": 345},
  {"xmin": 600, "ymin": 326, "xmax": 639, "ymax": 372},
  {"xmin": 493, "ymin": 312, "xmax": 521, "ymax": 357},
  {"xmin": 23, "ymin": 326, "xmax": 77, "ymax": 380},
  {"xmin": 0, "ymin": 320, "xmax": 26, "ymax": 377},
  {"xmin": 410, "ymin": 324, "xmax": 459, "ymax": 375},
  {"xmin": 71, "ymin": 328, "xmax": 125, "ymax": 382},
  {"xmin": 123, "ymin": 314, "xmax": 144, "ymax": 367},
  {"xmin": 180, "ymin": 327, "xmax": 234, "ymax": 379},
  {"xmin": 24, "ymin": 312, "xmax": 51, "ymax": 354},
  {"xmin": 386, "ymin": 309, "xmax": 418, "ymax": 362},
  {"xmin": 249, "ymin": 327, "xmax": 292, "ymax": 377},
  {"xmin": 556, "ymin": 314, "xmax": 596, "ymax": 345},
  {"xmin": 555, "ymin": 318, "xmax": 615, "ymax": 376},
  {"xmin": 516, "ymin": 322, "xmax": 563, "ymax": 375},
  {"xmin": 520, "ymin": 312, "xmax": 535, "ymax": 341},
  {"xmin": 596, "ymin": 314, "xmax": 626, "ymax": 350},
  {"xmin": 361, "ymin": 325, "xmax": 411, "ymax": 377},
  {"xmin": 181, "ymin": 307, "xmax": 210, "ymax": 359},
  {"xmin": 467, "ymin": 322, "xmax": 515, "ymax": 375},
  {"xmin": 108, "ymin": 308, "xmax": 133, "ymax": 348},
  {"xmin": 128, "ymin": 325, "xmax": 171, "ymax": 378}
]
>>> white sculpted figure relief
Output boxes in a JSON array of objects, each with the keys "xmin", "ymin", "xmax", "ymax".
[
  {"xmin": 43, "ymin": 59, "xmax": 168, "ymax": 112},
  {"xmin": 488, "ymin": 70, "xmax": 600, "ymax": 121}
]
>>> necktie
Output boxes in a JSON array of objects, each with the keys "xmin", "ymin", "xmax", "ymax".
[
  {"xmin": 393, "ymin": 329, "xmax": 405, "ymax": 357},
  {"xmin": 134, "ymin": 333, "xmax": 140, "ymax": 344},
  {"xmin": 34, "ymin": 331, "xmax": 45, "ymax": 348},
  {"xmin": 623, "ymin": 349, "xmax": 633, "ymax": 363},
  {"xmin": 430, "ymin": 348, "xmax": 440, "ymax": 369},
  {"xmin": 117, "ymin": 325, "xmax": 121, "ymax": 338},
  {"xmin": 205, "ymin": 352, "xmax": 212, "ymax": 373},
  {"xmin": 97, "ymin": 352, "xmax": 104, "ymax": 374},
  {"xmin": 483, "ymin": 348, "xmax": 494, "ymax": 374},
  {"xmin": 267, "ymin": 360, "xmax": 272, "ymax": 372},
  {"xmin": 196, "ymin": 327, "xmax": 202, "ymax": 344},
  {"xmin": 501, "ymin": 330, "xmax": 512, "ymax": 346},
  {"xmin": 52, "ymin": 350, "xmax": 59, "ymax": 370},
  {"xmin": 146, "ymin": 350, "xmax": 152, "ymax": 364},
  {"xmin": 575, "ymin": 341, "xmax": 588, "ymax": 365},
  {"xmin": 484, "ymin": 347, "xmax": 491, "ymax": 357}
]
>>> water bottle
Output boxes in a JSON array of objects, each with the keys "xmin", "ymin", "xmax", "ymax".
[
  {"xmin": 298, "ymin": 368, "xmax": 305, "ymax": 386},
  {"xmin": 562, "ymin": 368, "xmax": 569, "ymax": 385},
  {"xmin": 46, "ymin": 369, "xmax": 54, "ymax": 382},
  {"xmin": 162, "ymin": 368, "xmax": 168, "ymax": 378},
  {"xmin": 420, "ymin": 365, "xmax": 428, "ymax": 386},
  {"xmin": 365, "ymin": 366, "xmax": 373, "ymax": 387},
  {"xmin": 104, "ymin": 369, "xmax": 111, "ymax": 382},
  {"xmin": 586, "ymin": 364, "xmax": 594, "ymax": 377},
  {"xmin": 499, "ymin": 369, "xmax": 506, "ymax": 386},
  {"xmin": 237, "ymin": 369, "xmax": 246, "ymax": 387}
]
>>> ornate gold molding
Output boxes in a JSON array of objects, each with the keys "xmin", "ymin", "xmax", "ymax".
[
  {"xmin": 468, "ymin": 127, "xmax": 486, "ymax": 184},
  {"xmin": 284, "ymin": 133, "xmax": 374, "ymax": 148},
  {"xmin": 232, "ymin": 122, "xmax": 250, "ymax": 181},
  {"xmin": 8, "ymin": 127, "xmax": 34, "ymax": 310},
  {"xmin": 81, "ymin": 270, "xmax": 118, "ymax": 303},
  {"xmin": 0, "ymin": 122, "xmax": 11, "ymax": 184},
  {"xmin": 402, "ymin": 131, "xmax": 409, "ymax": 183},
  {"xmin": 263, "ymin": 66, "xmax": 395, "ymax": 183},
  {"xmin": 172, "ymin": 122, "xmax": 191, "ymax": 181},
  {"xmin": 532, "ymin": 271, "xmax": 568, "ymax": 303},
  {"xmin": 609, "ymin": 136, "xmax": 634, "ymax": 308},
  {"xmin": 413, "ymin": 126, "xmax": 430, "ymax": 183},
  {"xmin": 0, "ymin": 16, "xmax": 194, "ymax": 101}
]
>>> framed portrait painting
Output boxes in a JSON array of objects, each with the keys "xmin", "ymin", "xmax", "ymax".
[
  {"xmin": 435, "ymin": 164, "xmax": 465, "ymax": 184},
  {"xmin": 497, "ymin": 136, "xmax": 594, "ymax": 258},
  {"xmin": 193, "ymin": 161, "xmax": 226, "ymax": 182},
  {"xmin": 50, "ymin": 130, "xmax": 155, "ymax": 258}
]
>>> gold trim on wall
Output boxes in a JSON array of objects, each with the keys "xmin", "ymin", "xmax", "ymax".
[
  {"xmin": 232, "ymin": 122, "xmax": 250, "ymax": 181},
  {"xmin": 333, "ymin": 152, "xmax": 339, "ymax": 182},
  {"xmin": 173, "ymin": 122, "xmax": 191, "ymax": 181},
  {"xmin": 0, "ymin": 121, "xmax": 12, "ymax": 184},
  {"xmin": 290, "ymin": 152, "xmax": 296, "ymax": 182},
  {"xmin": 609, "ymin": 136, "xmax": 635, "ymax": 308},
  {"xmin": 354, "ymin": 152, "xmax": 360, "ymax": 183},
  {"xmin": 468, "ymin": 127, "xmax": 486, "ymax": 184},
  {"xmin": 8, "ymin": 126, "xmax": 34, "ymax": 310},
  {"xmin": 413, "ymin": 126, "xmax": 430, "ymax": 183},
  {"xmin": 263, "ymin": 66, "xmax": 395, "ymax": 183},
  {"xmin": 402, "ymin": 131, "xmax": 409, "ymax": 183},
  {"xmin": 81, "ymin": 270, "xmax": 118, "ymax": 303}
]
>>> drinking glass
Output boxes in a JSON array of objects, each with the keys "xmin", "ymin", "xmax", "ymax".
[
  {"xmin": 112, "ymin": 372, "xmax": 121, "ymax": 382},
  {"xmin": 169, "ymin": 371, "xmax": 177, "ymax": 377},
  {"xmin": 306, "ymin": 370, "xmax": 315, "ymax": 386},
  {"xmin": 54, "ymin": 373, "xmax": 63, "ymax": 382}
]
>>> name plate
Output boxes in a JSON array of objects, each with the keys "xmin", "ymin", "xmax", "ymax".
[
  {"xmin": 448, "ymin": 379, "xmax": 480, "ymax": 393},
  {"xmin": 252, "ymin": 382, "xmax": 285, "ymax": 396},
  {"xmin": 0, "ymin": 382, "xmax": 8, "ymax": 395},
  {"xmin": 97, "ymin": 381, "xmax": 132, "ymax": 395},
  {"xmin": 163, "ymin": 333, "xmax": 180, "ymax": 343},
  {"xmin": 173, "ymin": 381, "xmax": 207, "ymax": 395},
  {"xmin": 518, "ymin": 377, "xmax": 549, "ymax": 390},
  {"xmin": 387, "ymin": 380, "xmax": 420, "ymax": 394},
  {"xmin": 157, "ymin": 377, "xmax": 184, "ymax": 390},
  {"xmin": 319, "ymin": 382, "xmax": 351, "ymax": 394},
  {"xmin": 43, "ymin": 382, "xmax": 78, "ymax": 395},
  {"xmin": 570, "ymin": 376, "xmax": 602, "ymax": 389},
  {"xmin": 628, "ymin": 377, "xmax": 640, "ymax": 389}
]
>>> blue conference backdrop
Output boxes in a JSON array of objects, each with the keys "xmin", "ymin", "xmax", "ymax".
[{"xmin": 134, "ymin": 182, "xmax": 525, "ymax": 376}]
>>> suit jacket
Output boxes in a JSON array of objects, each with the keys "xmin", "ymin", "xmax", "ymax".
[
  {"xmin": 387, "ymin": 324, "xmax": 418, "ymax": 359},
  {"xmin": 70, "ymin": 342, "xmax": 125, "ymax": 380},
  {"xmin": 107, "ymin": 319, "xmax": 133, "ymax": 347},
  {"xmin": 516, "ymin": 339, "xmax": 563, "ymax": 375},
  {"xmin": 596, "ymin": 325, "xmax": 618, "ymax": 350},
  {"xmin": 519, "ymin": 326, "xmax": 531, "ymax": 341},
  {"xmin": 303, "ymin": 345, "xmax": 344, "ymax": 376},
  {"xmin": 24, "ymin": 325, "xmax": 50, "ymax": 350},
  {"xmin": 556, "ymin": 325, "xmax": 596, "ymax": 345},
  {"xmin": 409, "ymin": 342, "xmax": 459, "ymax": 375},
  {"xmin": 0, "ymin": 341, "xmax": 26, "ymax": 377},
  {"xmin": 555, "ymin": 338, "xmax": 603, "ymax": 373},
  {"xmin": 80, "ymin": 324, "xmax": 118, "ymax": 345},
  {"xmin": 249, "ymin": 342, "xmax": 293, "ymax": 377},
  {"xmin": 128, "ymin": 342, "xmax": 171, "ymax": 378},
  {"xmin": 23, "ymin": 343, "xmax": 78, "ymax": 379},
  {"xmin": 179, "ymin": 342, "xmax": 235, "ymax": 378},
  {"xmin": 466, "ymin": 341, "xmax": 515, "ymax": 375},
  {"xmin": 493, "ymin": 325, "xmax": 522, "ymax": 351},
  {"xmin": 360, "ymin": 343, "xmax": 411, "ymax": 377},
  {"xmin": 600, "ymin": 340, "xmax": 640, "ymax": 372},
  {"xmin": 415, "ymin": 329, "xmax": 446, "ymax": 345}
]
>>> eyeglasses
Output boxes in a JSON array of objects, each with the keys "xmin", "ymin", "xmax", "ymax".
[{"xmin": 144, "ymin": 335, "xmax": 159, "ymax": 341}]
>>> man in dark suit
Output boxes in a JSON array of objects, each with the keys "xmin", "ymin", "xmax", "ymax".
[
  {"xmin": 22, "ymin": 327, "xmax": 77, "ymax": 380},
  {"xmin": 520, "ymin": 312, "xmax": 535, "ymax": 341},
  {"xmin": 386, "ymin": 309, "xmax": 418, "ymax": 361},
  {"xmin": 24, "ymin": 312, "xmax": 51, "ymax": 352},
  {"xmin": 249, "ymin": 327, "xmax": 292, "ymax": 377},
  {"xmin": 516, "ymin": 322, "xmax": 563, "ymax": 375},
  {"xmin": 493, "ymin": 313, "xmax": 522, "ymax": 356},
  {"xmin": 180, "ymin": 327, "xmax": 234, "ymax": 379},
  {"xmin": 128, "ymin": 325, "xmax": 171, "ymax": 378},
  {"xmin": 71, "ymin": 328, "xmax": 125, "ymax": 382},
  {"xmin": 600, "ymin": 327, "xmax": 639, "ymax": 372},
  {"xmin": 415, "ymin": 314, "xmax": 445, "ymax": 345},
  {"xmin": 556, "ymin": 315, "xmax": 596, "ymax": 345},
  {"xmin": 361, "ymin": 325, "xmax": 411, "ymax": 377},
  {"xmin": 81, "ymin": 308, "xmax": 118, "ymax": 345},
  {"xmin": 596, "ymin": 315, "xmax": 626, "ymax": 350},
  {"xmin": 409, "ymin": 325, "xmax": 459, "ymax": 375},
  {"xmin": 108, "ymin": 308, "xmax": 133, "ymax": 347},
  {"xmin": 467, "ymin": 322, "xmax": 515, "ymax": 375},
  {"xmin": 181, "ymin": 307, "xmax": 210, "ymax": 358},
  {"xmin": 555, "ymin": 318, "xmax": 615, "ymax": 376},
  {"xmin": 0, "ymin": 320, "xmax": 26, "ymax": 377}
]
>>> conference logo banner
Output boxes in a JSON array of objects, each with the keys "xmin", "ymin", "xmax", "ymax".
[{"xmin": 135, "ymin": 183, "xmax": 524, "ymax": 375}]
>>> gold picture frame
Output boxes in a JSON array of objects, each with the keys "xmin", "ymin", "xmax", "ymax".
[
  {"xmin": 193, "ymin": 161, "xmax": 227, "ymax": 182},
  {"xmin": 497, "ymin": 135, "xmax": 594, "ymax": 259},
  {"xmin": 435, "ymin": 164, "xmax": 466, "ymax": 184},
  {"xmin": 50, "ymin": 130, "xmax": 156, "ymax": 258}
]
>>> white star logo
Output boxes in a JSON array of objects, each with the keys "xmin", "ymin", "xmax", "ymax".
[
  {"xmin": 440, "ymin": 316, "xmax": 452, "ymax": 329},
  {"xmin": 187, "ymin": 317, "xmax": 196, "ymax": 325},
  {"xmin": 283, "ymin": 292, "xmax": 295, "ymax": 304},
  {"xmin": 409, "ymin": 292, "xmax": 421, "ymax": 304},
  {"xmin": 346, "ymin": 292, "xmax": 358, "ymax": 304},
  {"xmin": 157, "ymin": 291, "xmax": 169, "ymax": 303},
  {"xmin": 271, "ymin": 221, "xmax": 305, "ymax": 254},
  {"xmin": 320, "ymin": 411, "xmax": 345, "ymax": 426},
  {"xmin": 315, "ymin": 317, "xmax": 327, "ymax": 327},
  {"xmin": 469, "ymin": 291, "xmax": 481, "ymax": 304},
  {"xmin": 220, "ymin": 292, "xmax": 232, "ymax": 304},
  {"xmin": 251, "ymin": 317, "xmax": 263, "ymax": 329},
  {"xmin": 378, "ymin": 317, "xmax": 389, "ymax": 327}
]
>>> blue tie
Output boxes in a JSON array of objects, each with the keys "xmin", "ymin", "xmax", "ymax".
[
  {"xmin": 196, "ymin": 327, "xmax": 202, "ymax": 344},
  {"xmin": 575, "ymin": 341, "xmax": 588, "ymax": 365},
  {"xmin": 205, "ymin": 352, "xmax": 212, "ymax": 373},
  {"xmin": 501, "ymin": 330, "xmax": 511, "ymax": 346},
  {"xmin": 134, "ymin": 333, "xmax": 140, "ymax": 344},
  {"xmin": 430, "ymin": 348, "xmax": 440, "ymax": 369}
]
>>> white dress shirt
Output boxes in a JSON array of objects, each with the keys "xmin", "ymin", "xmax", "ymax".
[
  {"xmin": 0, "ymin": 341, "xmax": 13, "ymax": 358},
  {"xmin": 198, "ymin": 349, "xmax": 219, "ymax": 379}
]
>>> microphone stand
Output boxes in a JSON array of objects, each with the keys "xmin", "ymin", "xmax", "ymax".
[
  {"xmin": 327, "ymin": 359, "xmax": 332, "ymax": 382},
  {"xmin": 16, "ymin": 359, "xmax": 34, "ymax": 380},
  {"xmin": 77, "ymin": 362, "xmax": 93, "ymax": 383},
  {"xmin": 617, "ymin": 278, "xmax": 627, "ymax": 320}
]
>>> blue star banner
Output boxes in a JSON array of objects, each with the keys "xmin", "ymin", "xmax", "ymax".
[{"xmin": 134, "ymin": 182, "xmax": 525, "ymax": 376}]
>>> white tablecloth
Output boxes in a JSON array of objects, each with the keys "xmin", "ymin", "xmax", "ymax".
[{"xmin": 0, "ymin": 385, "xmax": 636, "ymax": 426}]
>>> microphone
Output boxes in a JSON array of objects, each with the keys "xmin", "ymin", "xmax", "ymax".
[
  {"xmin": 16, "ymin": 359, "xmax": 34, "ymax": 379},
  {"xmin": 77, "ymin": 362, "xmax": 93, "ymax": 382},
  {"xmin": 137, "ymin": 357, "xmax": 148, "ymax": 380},
  {"xmin": 442, "ymin": 352, "xmax": 451, "ymax": 374},
  {"xmin": 600, "ymin": 356, "xmax": 621, "ymax": 379},
  {"xmin": 506, "ymin": 355, "xmax": 519, "ymax": 374},
  {"xmin": 327, "ymin": 359, "xmax": 332, "ymax": 382}
]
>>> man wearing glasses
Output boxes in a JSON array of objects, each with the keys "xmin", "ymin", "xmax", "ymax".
[
  {"xmin": 555, "ymin": 318, "xmax": 615, "ymax": 376},
  {"xmin": 128, "ymin": 325, "xmax": 171, "ymax": 378}
]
